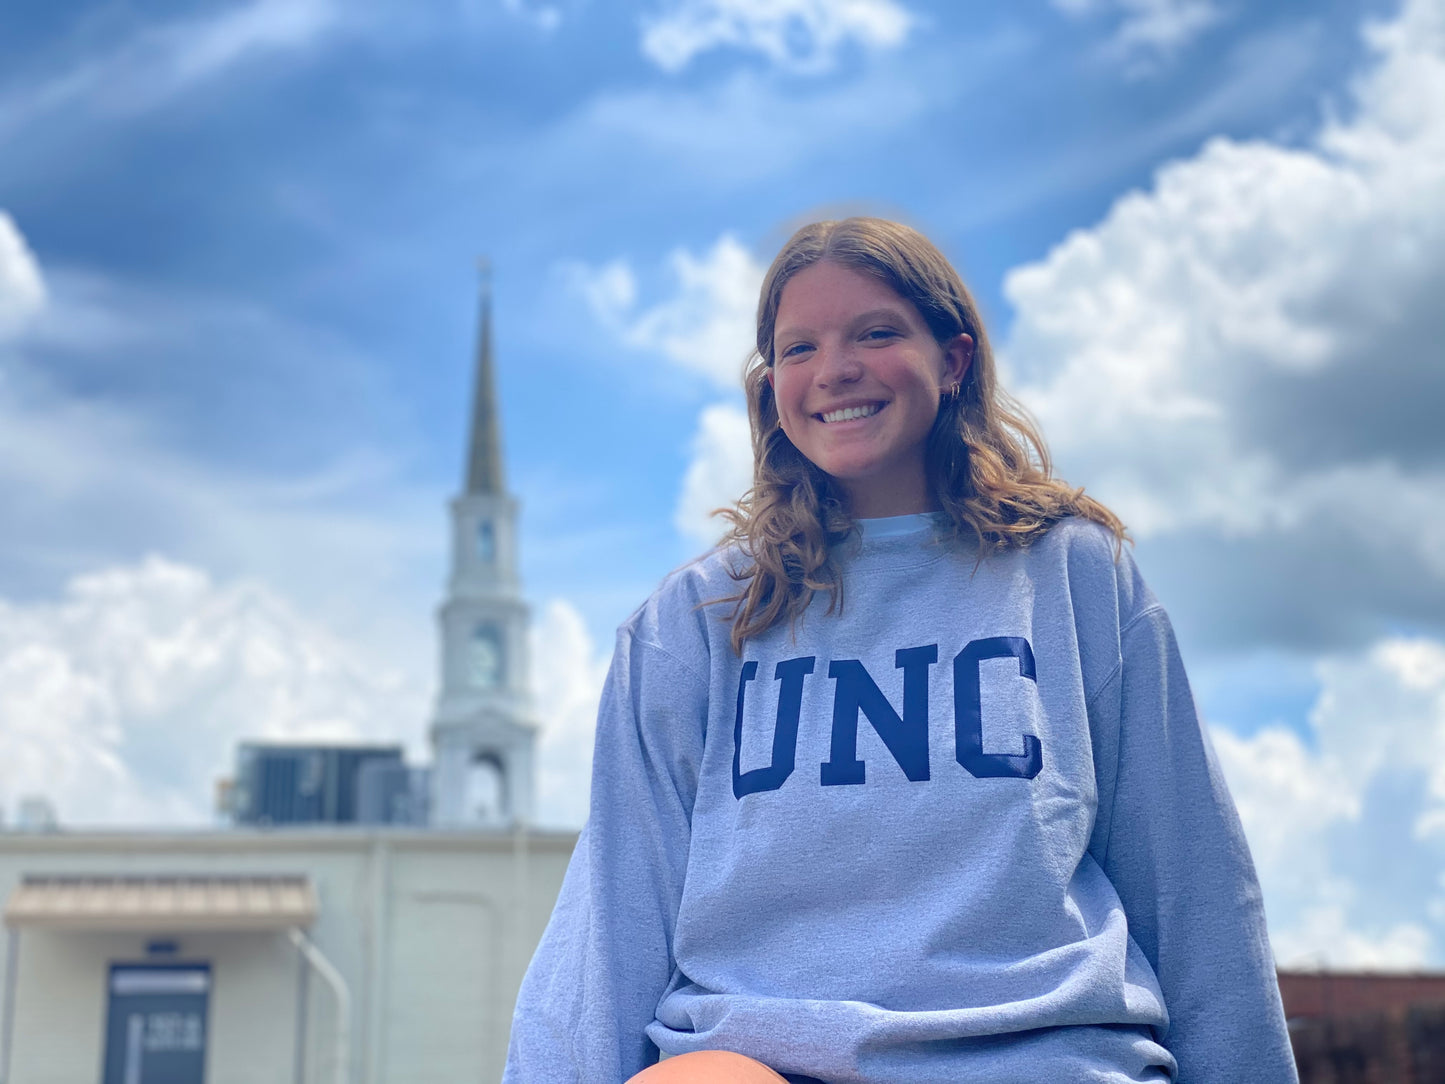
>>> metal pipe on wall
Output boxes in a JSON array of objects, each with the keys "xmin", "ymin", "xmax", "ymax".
[
  {"xmin": 0, "ymin": 928, "xmax": 18, "ymax": 1084},
  {"xmin": 366, "ymin": 835, "xmax": 392, "ymax": 1084},
  {"xmin": 289, "ymin": 927, "xmax": 351, "ymax": 1084},
  {"xmin": 294, "ymin": 938, "xmax": 310, "ymax": 1084}
]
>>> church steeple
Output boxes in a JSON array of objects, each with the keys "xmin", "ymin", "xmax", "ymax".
[
  {"xmin": 465, "ymin": 259, "xmax": 505, "ymax": 495},
  {"xmin": 428, "ymin": 260, "xmax": 536, "ymax": 829}
]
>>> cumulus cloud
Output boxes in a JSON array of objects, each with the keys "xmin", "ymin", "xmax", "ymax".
[
  {"xmin": 1052, "ymin": 0, "xmax": 1221, "ymax": 67},
  {"xmin": 1003, "ymin": 0, "xmax": 1445, "ymax": 647},
  {"xmin": 641, "ymin": 0, "xmax": 913, "ymax": 74},
  {"xmin": 675, "ymin": 402, "xmax": 753, "ymax": 547},
  {"xmin": 566, "ymin": 233, "xmax": 764, "ymax": 390},
  {"xmin": 0, "ymin": 212, "xmax": 45, "ymax": 337},
  {"xmin": 530, "ymin": 599, "xmax": 610, "ymax": 828},
  {"xmin": 564, "ymin": 233, "xmax": 763, "ymax": 549},
  {"xmin": 0, "ymin": 557, "xmax": 426, "ymax": 826},
  {"xmin": 1214, "ymin": 635, "xmax": 1445, "ymax": 968},
  {"xmin": 1010, "ymin": 0, "xmax": 1445, "ymax": 524},
  {"xmin": 0, "ymin": 559, "xmax": 610, "ymax": 832}
]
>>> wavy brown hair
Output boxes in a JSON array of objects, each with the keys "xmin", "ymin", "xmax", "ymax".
[{"xmin": 715, "ymin": 217, "xmax": 1126, "ymax": 654}]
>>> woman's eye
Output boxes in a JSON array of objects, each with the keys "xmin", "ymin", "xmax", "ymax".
[
  {"xmin": 863, "ymin": 327, "xmax": 899, "ymax": 342},
  {"xmin": 780, "ymin": 342, "xmax": 813, "ymax": 360}
]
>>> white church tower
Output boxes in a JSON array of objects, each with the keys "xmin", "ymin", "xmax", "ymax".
[{"xmin": 429, "ymin": 265, "xmax": 537, "ymax": 827}]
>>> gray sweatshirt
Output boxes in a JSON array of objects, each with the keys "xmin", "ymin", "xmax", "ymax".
[{"xmin": 504, "ymin": 516, "xmax": 1297, "ymax": 1083}]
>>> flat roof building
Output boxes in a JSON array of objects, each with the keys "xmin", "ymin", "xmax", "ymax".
[{"xmin": 0, "ymin": 827, "xmax": 575, "ymax": 1084}]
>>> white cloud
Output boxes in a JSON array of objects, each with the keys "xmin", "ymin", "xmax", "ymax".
[
  {"xmin": 1001, "ymin": 0, "xmax": 1445, "ymax": 632},
  {"xmin": 1269, "ymin": 906, "xmax": 1433, "ymax": 972},
  {"xmin": 0, "ymin": 557, "xmax": 426, "ymax": 826},
  {"xmin": 566, "ymin": 258, "xmax": 637, "ymax": 323},
  {"xmin": 641, "ymin": 0, "xmax": 913, "ymax": 74},
  {"xmin": 1213, "ymin": 635, "xmax": 1445, "ymax": 968},
  {"xmin": 1053, "ymin": 0, "xmax": 1221, "ymax": 66},
  {"xmin": 1211, "ymin": 725, "xmax": 1359, "ymax": 881},
  {"xmin": 530, "ymin": 599, "xmax": 610, "ymax": 828},
  {"xmin": 0, "ymin": 562, "xmax": 613, "ymax": 832},
  {"xmin": 675, "ymin": 402, "xmax": 753, "ymax": 548},
  {"xmin": 563, "ymin": 234, "xmax": 762, "ymax": 548},
  {"xmin": 0, "ymin": 0, "xmax": 339, "ymax": 137},
  {"xmin": 567, "ymin": 233, "xmax": 764, "ymax": 390},
  {"xmin": 0, "ymin": 212, "xmax": 45, "ymax": 338},
  {"xmin": 160, "ymin": 0, "xmax": 337, "ymax": 90}
]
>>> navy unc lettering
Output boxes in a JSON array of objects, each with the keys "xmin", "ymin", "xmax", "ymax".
[
  {"xmin": 733, "ymin": 656, "xmax": 816, "ymax": 799},
  {"xmin": 732, "ymin": 637, "xmax": 1043, "ymax": 799}
]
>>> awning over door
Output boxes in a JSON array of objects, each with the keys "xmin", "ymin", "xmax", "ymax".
[{"xmin": 3, "ymin": 875, "xmax": 318, "ymax": 931}]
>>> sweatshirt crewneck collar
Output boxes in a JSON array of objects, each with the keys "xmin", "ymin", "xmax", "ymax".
[{"xmin": 836, "ymin": 512, "xmax": 951, "ymax": 573}]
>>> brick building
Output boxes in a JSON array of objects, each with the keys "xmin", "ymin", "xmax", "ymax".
[{"xmin": 1279, "ymin": 970, "xmax": 1445, "ymax": 1084}]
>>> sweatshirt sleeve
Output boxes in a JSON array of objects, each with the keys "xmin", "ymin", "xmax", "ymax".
[
  {"xmin": 1089, "ymin": 605, "xmax": 1298, "ymax": 1084},
  {"xmin": 503, "ymin": 627, "xmax": 706, "ymax": 1084}
]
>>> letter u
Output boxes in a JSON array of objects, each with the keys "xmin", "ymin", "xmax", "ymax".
[{"xmin": 733, "ymin": 656, "xmax": 816, "ymax": 798}]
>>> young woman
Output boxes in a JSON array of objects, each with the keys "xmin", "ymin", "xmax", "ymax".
[{"xmin": 504, "ymin": 218, "xmax": 1297, "ymax": 1084}]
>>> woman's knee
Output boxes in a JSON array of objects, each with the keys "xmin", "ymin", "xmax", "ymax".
[{"xmin": 626, "ymin": 1049, "xmax": 788, "ymax": 1083}]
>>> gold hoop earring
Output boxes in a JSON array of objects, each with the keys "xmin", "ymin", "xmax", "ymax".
[{"xmin": 948, "ymin": 382, "xmax": 961, "ymax": 400}]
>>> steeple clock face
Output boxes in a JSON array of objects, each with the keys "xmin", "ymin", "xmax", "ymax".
[
  {"xmin": 468, "ymin": 625, "xmax": 504, "ymax": 689},
  {"xmin": 476, "ymin": 520, "xmax": 496, "ymax": 563}
]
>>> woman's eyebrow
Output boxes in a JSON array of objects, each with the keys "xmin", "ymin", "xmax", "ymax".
[{"xmin": 848, "ymin": 307, "xmax": 910, "ymax": 328}]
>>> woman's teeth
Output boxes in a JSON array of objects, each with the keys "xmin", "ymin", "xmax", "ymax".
[{"xmin": 820, "ymin": 403, "xmax": 881, "ymax": 424}]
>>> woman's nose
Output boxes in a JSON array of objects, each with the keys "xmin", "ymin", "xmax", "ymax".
[{"xmin": 815, "ymin": 343, "xmax": 862, "ymax": 386}]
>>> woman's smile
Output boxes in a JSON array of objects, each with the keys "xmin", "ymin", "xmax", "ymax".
[{"xmin": 816, "ymin": 401, "xmax": 884, "ymax": 424}]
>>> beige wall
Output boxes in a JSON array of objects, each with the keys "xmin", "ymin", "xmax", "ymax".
[
  {"xmin": 9, "ymin": 929, "xmax": 300, "ymax": 1084},
  {"xmin": 0, "ymin": 828, "xmax": 576, "ymax": 1084}
]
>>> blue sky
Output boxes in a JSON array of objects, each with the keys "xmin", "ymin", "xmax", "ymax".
[{"xmin": 2, "ymin": 0, "xmax": 1444, "ymax": 968}]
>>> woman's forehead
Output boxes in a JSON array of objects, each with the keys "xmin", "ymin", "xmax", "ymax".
[{"xmin": 774, "ymin": 261, "xmax": 918, "ymax": 332}]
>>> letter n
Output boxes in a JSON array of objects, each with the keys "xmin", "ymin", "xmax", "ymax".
[
  {"xmin": 820, "ymin": 645, "xmax": 937, "ymax": 786},
  {"xmin": 953, "ymin": 636, "xmax": 1043, "ymax": 779},
  {"xmin": 733, "ymin": 656, "xmax": 815, "ymax": 799}
]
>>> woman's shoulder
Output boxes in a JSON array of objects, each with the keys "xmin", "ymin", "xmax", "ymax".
[
  {"xmin": 1030, "ymin": 514, "xmax": 1120, "ymax": 560},
  {"xmin": 1022, "ymin": 516, "xmax": 1155, "ymax": 626},
  {"xmin": 617, "ymin": 543, "xmax": 747, "ymax": 663}
]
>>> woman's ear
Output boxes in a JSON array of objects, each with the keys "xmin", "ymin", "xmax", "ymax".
[
  {"xmin": 944, "ymin": 334, "xmax": 974, "ymax": 385},
  {"xmin": 766, "ymin": 367, "xmax": 775, "ymax": 390}
]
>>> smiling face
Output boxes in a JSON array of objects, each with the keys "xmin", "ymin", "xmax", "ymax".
[{"xmin": 768, "ymin": 260, "xmax": 972, "ymax": 517}]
